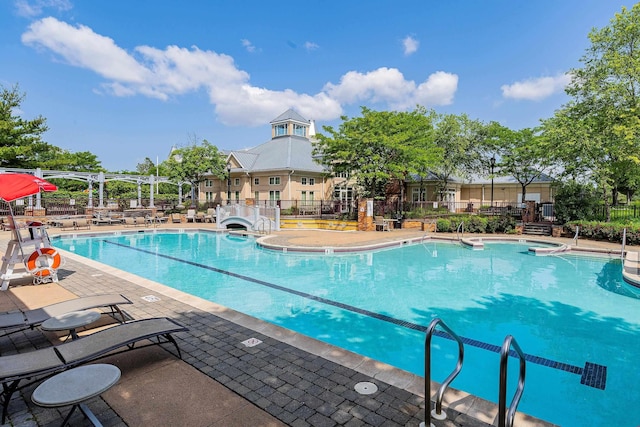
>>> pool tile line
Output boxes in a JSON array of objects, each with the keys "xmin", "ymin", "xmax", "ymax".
[{"xmin": 103, "ymin": 239, "xmax": 608, "ymax": 391}]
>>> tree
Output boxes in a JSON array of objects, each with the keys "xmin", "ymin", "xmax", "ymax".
[
  {"xmin": 0, "ymin": 84, "xmax": 52, "ymax": 168},
  {"xmin": 39, "ymin": 148, "xmax": 102, "ymax": 172},
  {"xmin": 489, "ymin": 125, "xmax": 554, "ymax": 205},
  {"xmin": 542, "ymin": 4, "xmax": 640, "ymax": 221},
  {"xmin": 313, "ymin": 106, "xmax": 441, "ymax": 199},
  {"xmin": 136, "ymin": 157, "xmax": 157, "ymax": 175},
  {"xmin": 163, "ymin": 138, "xmax": 226, "ymax": 206},
  {"xmin": 430, "ymin": 113, "xmax": 487, "ymax": 201}
]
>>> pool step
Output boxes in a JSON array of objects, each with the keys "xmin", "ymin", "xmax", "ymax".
[{"xmin": 522, "ymin": 223, "xmax": 551, "ymax": 236}]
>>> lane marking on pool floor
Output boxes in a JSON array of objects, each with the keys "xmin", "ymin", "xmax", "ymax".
[{"xmin": 102, "ymin": 240, "xmax": 607, "ymax": 390}]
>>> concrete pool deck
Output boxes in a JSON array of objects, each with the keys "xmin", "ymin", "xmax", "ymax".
[{"xmin": 1, "ymin": 224, "xmax": 634, "ymax": 426}]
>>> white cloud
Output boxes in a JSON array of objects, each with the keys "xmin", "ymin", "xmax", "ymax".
[
  {"xmin": 241, "ymin": 39, "xmax": 256, "ymax": 53},
  {"xmin": 324, "ymin": 67, "xmax": 457, "ymax": 109},
  {"xmin": 402, "ymin": 36, "xmax": 419, "ymax": 56},
  {"xmin": 22, "ymin": 17, "xmax": 457, "ymax": 126},
  {"xmin": 22, "ymin": 18, "xmax": 151, "ymax": 84},
  {"xmin": 14, "ymin": 0, "xmax": 72, "ymax": 17},
  {"xmin": 501, "ymin": 73, "xmax": 571, "ymax": 101},
  {"xmin": 304, "ymin": 41, "xmax": 319, "ymax": 51}
]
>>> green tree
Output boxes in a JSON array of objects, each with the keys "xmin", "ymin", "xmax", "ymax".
[
  {"xmin": 542, "ymin": 4, "xmax": 640, "ymax": 221},
  {"xmin": 163, "ymin": 138, "xmax": 226, "ymax": 206},
  {"xmin": 430, "ymin": 113, "xmax": 487, "ymax": 201},
  {"xmin": 552, "ymin": 180, "xmax": 601, "ymax": 223},
  {"xmin": 313, "ymin": 106, "xmax": 441, "ymax": 199},
  {"xmin": 0, "ymin": 84, "xmax": 52, "ymax": 168},
  {"xmin": 489, "ymin": 125, "xmax": 554, "ymax": 205},
  {"xmin": 39, "ymin": 148, "xmax": 102, "ymax": 172},
  {"xmin": 136, "ymin": 157, "xmax": 157, "ymax": 175}
]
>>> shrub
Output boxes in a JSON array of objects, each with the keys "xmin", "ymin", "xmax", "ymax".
[
  {"xmin": 567, "ymin": 221, "xmax": 640, "ymax": 245},
  {"xmin": 552, "ymin": 180, "xmax": 601, "ymax": 223},
  {"xmin": 466, "ymin": 216, "xmax": 487, "ymax": 233},
  {"xmin": 436, "ymin": 218, "xmax": 452, "ymax": 232}
]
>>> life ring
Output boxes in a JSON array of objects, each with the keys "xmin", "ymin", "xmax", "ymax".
[{"xmin": 26, "ymin": 248, "xmax": 61, "ymax": 277}]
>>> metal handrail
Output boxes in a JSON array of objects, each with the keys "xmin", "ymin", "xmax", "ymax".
[
  {"xmin": 498, "ymin": 335, "xmax": 526, "ymax": 427},
  {"xmin": 254, "ymin": 217, "xmax": 271, "ymax": 235},
  {"xmin": 572, "ymin": 225, "xmax": 579, "ymax": 246},
  {"xmin": 420, "ymin": 318, "xmax": 464, "ymax": 427},
  {"xmin": 622, "ymin": 227, "xmax": 627, "ymax": 261},
  {"xmin": 456, "ymin": 221, "xmax": 464, "ymax": 240}
]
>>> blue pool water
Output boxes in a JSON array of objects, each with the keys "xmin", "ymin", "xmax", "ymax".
[{"xmin": 54, "ymin": 231, "xmax": 640, "ymax": 426}]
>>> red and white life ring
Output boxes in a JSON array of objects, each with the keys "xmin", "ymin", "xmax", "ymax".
[{"xmin": 26, "ymin": 247, "xmax": 61, "ymax": 277}]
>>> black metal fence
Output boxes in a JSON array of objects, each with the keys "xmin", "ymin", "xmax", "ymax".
[{"xmin": 595, "ymin": 205, "xmax": 640, "ymax": 221}]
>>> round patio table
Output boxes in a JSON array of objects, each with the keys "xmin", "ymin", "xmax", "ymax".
[
  {"xmin": 41, "ymin": 309, "xmax": 101, "ymax": 340},
  {"xmin": 31, "ymin": 364, "xmax": 121, "ymax": 427}
]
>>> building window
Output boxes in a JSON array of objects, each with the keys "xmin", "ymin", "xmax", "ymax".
[
  {"xmin": 254, "ymin": 191, "xmax": 259, "ymax": 201},
  {"xmin": 254, "ymin": 178, "xmax": 259, "ymax": 185},
  {"xmin": 205, "ymin": 192, "xmax": 214, "ymax": 201},
  {"xmin": 309, "ymin": 178, "xmax": 315, "ymax": 185},
  {"xmin": 301, "ymin": 191, "xmax": 306, "ymax": 202},
  {"xmin": 274, "ymin": 124, "xmax": 287, "ymax": 136},
  {"xmin": 269, "ymin": 190, "xmax": 280, "ymax": 200},
  {"xmin": 234, "ymin": 178, "xmax": 240, "ymax": 186},
  {"xmin": 234, "ymin": 191, "xmax": 240, "ymax": 202},
  {"xmin": 412, "ymin": 188, "xmax": 426, "ymax": 202},
  {"xmin": 301, "ymin": 177, "xmax": 307, "ymax": 185},
  {"xmin": 293, "ymin": 124, "xmax": 306, "ymax": 137},
  {"xmin": 205, "ymin": 180, "xmax": 213, "ymax": 187},
  {"xmin": 269, "ymin": 176, "xmax": 281, "ymax": 185}
]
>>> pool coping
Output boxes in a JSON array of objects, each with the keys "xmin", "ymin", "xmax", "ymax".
[{"xmin": 49, "ymin": 228, "xmax": 585, "ymax": 427}]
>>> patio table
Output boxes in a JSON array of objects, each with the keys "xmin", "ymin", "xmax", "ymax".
[
  {"xmin": 41, "ymin": 309, "xmax": 101, "ymax": 340},
  {"xmin": 31, "ymin": 364, "xmax": 121, "ymax": 427}
]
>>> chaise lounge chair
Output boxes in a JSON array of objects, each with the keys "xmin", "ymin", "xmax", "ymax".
[
  {"xmin": 185, "ymin": 209, "xmax": 197, "ymax": 223},
  {"xmin": 0, "ymin": 317, "xmax": 188, "ymax": 423},
  {"xmin": 0, "ymin": 294, "xmax": 133, "ymax": 338}
]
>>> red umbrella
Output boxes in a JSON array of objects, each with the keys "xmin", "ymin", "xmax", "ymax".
[{"xmin": 0, "ymin": 173, "xmax": 57, "ymax": 202}]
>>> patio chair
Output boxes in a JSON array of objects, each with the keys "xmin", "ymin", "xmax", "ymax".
[
  {"xmin": 155, "ymin": 212, "xmax": 168, "ymax": 224},
  {"xmin": 0, "ymin": 294, "xmax": 133, "ymax": 338},
  {"xmin": 185, "ymin": 209, "xmax": 197, "ymax": 223},
  {"xmin": 203, "ymin": 208, "xmax": 216, "ymax": 223},
  {"xmin": 170, "ymin": 213, "xmax": 182, "ymax": 223},
  {"xmin": 73, "ymin": 218, "xmax": 91, "ymax": 230},
  {"xmin": 374, "ymin": 216, "xmax": 390, "ymax": 232},
  {"xmin": 59, "ymin": 219, "xmax": 76, "ymax": 230},
  {"xmin": 123, "ymin": 217, "xmax": 140, "ymax": 227},
  {"xmin": 0, "ymin": 317, "xmax": 188, "ymax": 423}
]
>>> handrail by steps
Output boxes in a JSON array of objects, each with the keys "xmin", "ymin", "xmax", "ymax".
[
  {"xmin": 456, "ymin": 221, "xmax": 464, "ymax": 241},
  {"xmin": 498, "ymin": 335, "xmax": 526, "ymax": 427},
  {"xmin": 419, "ymin": 318, "xmax": 464, "ymax": 427}
]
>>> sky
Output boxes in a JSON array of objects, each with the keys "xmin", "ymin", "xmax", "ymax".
[{"xmin": 0, "ymin": 0, "xmax": 637, "ymax": 172}]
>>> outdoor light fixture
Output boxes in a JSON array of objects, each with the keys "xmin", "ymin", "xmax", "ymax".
[
  {"xmin": 490, "ymin": 156, "xmax": 496, "ymax": 208},
  {"xmin": 226, "ymin": 163, "xmax": 231, "ymax": 204}
]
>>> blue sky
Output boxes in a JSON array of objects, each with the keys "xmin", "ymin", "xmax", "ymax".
[{"xmin": 0, "ymin": 0, "xmax": 636, "ymax": 172}]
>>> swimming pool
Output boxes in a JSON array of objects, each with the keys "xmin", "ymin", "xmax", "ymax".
[{"xmin": 53, "ymin": 231, "xmax": 640, "ymax": 426}]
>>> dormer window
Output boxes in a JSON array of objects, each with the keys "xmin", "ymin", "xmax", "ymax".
[
  {"xmin": 293, "ymin": 124, "xmax": 306, "ymax": 137},
  {"xmin": 275, "ymin": 124, "xmax": 287, "ymax": 136}
]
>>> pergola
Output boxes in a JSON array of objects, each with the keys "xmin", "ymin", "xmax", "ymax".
[{"xmin": 0, "ymin": 167, "xmax": 186, "ymax": 210}]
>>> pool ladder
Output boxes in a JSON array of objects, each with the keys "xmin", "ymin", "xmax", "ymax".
[
  {"xmin": 254, "ymin": 217, "xmax": 272, "ymax": 235},
  {"xmin": 421, "ymin": 318, "xmax": 526, "ymax": 427},
  {"xmin": 456, "ymin": 221, "xmax": 464, "ymax": 241}
]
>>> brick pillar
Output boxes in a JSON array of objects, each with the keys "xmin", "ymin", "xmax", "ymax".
[{"xmin": 358, "ymin": 199, "xmax": 375, "ymax": 231}]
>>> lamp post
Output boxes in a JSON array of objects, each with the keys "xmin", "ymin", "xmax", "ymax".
[
  {"xmin": 226, "ymin": 163, "xmax": 231, "ymax": 204},
  {"xmin": 490, "ymin": 156, "xmax": 496, "ymax": 208}
]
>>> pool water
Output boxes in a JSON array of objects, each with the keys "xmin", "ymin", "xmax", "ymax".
[{"xmin": 54, "ymin": 232, "xmax": 640, "ymax": 426}]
